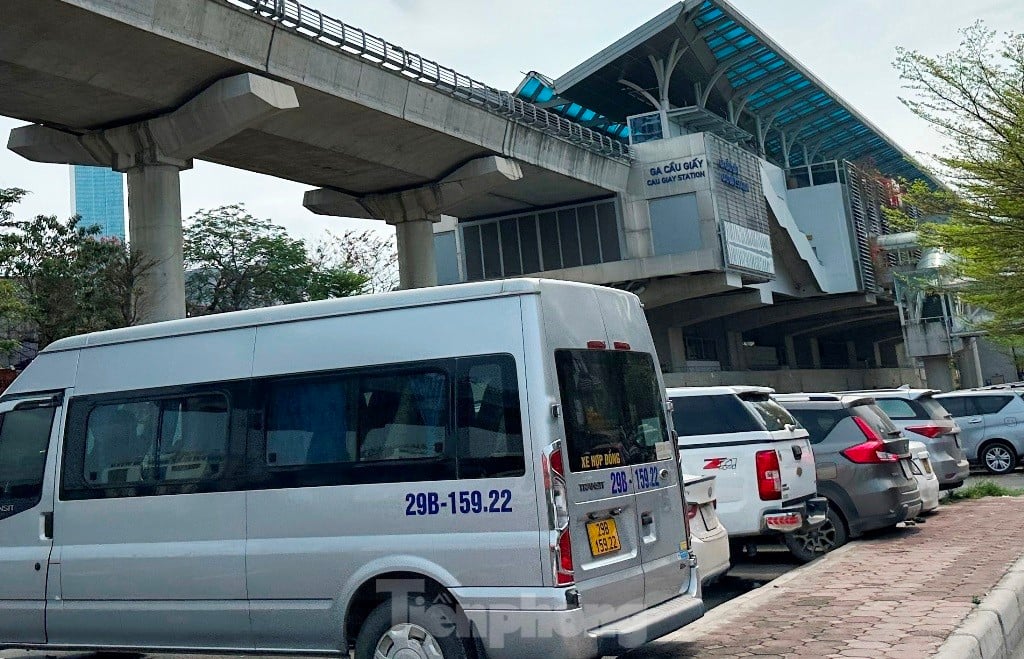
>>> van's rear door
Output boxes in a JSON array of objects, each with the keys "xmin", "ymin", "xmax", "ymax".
[{"xmin": 739, "ymin": 393, "xmax": 817, "ymax": 502}]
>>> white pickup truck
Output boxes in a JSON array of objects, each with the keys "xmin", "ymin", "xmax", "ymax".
[{"xmin": 668, "ymin": 386, "xmax": 826, "ymax": 554}]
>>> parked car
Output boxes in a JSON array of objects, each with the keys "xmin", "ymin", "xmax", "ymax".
[
  {"xmin": 774, "ymin": 394, "xmax": 922, "ymax": 561},
  {"xmin": 839, "ymin": 389, "xmax": 969, "ymax": 490},
  {"xmin": 909, "ymin": 440, "xmax": 940, "ymax": 513},
  {"xmin": 934, "ymin": 390, "xmax": 1024, "ymax": 474},
  {"xmin": 667, "ymin": 386, "xmax": 827, "ymax": 558},
  {"xmin": 683, "ymin": 473, "xmax": 730, "ymax": 584}
]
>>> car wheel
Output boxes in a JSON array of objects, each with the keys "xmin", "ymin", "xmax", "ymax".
[
  {"xmin": 784, "ymin": 507, "xmax": 848, "ymax": 563},
  {"xmin": 981, "ymin": 441, "xmax": 1018, "ymax": 475},
  {"xmin": 355, "ymin": 594, "xmax": 473, "ymax": 659}
]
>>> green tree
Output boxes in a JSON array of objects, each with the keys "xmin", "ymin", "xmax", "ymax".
[
  {"xmin": 183, "ymin": 204, "xmax": 367, "ymax": 315},
  {"xmin": 892, "ymin": 23, "xmax": 1024, "ymax": 339},
  {"xmin": 0, "ymin": 207, "xmax": 147, "ymax": 347}
]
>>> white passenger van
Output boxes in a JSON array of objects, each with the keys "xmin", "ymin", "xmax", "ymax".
[{"xmin": 0, "ymin": 279, "xmax": 701, "ymax": 659}]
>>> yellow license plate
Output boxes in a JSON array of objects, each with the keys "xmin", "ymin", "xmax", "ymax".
[{"xmin": 586, "ymin": 518, "xmax": 621, "ymax": 557}]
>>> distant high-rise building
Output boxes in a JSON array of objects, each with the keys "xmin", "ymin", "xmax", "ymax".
[{"xmin": 70, "ymin": 165, "xmax": 126, "ymax": 240}]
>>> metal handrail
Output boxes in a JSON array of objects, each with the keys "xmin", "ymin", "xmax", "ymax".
[{"xmin": 220, "ymin": 0, "xmax": 634, "ymax": 162}]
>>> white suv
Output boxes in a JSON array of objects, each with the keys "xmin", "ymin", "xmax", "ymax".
[{"xmin": 667, "ymin": 386, "xmax": 826, "ymax": 554}]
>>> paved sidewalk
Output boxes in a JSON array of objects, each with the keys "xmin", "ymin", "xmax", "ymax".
[{"xmin": 625, "ymin": 497, "xmax": 1024, "ymax": 658}]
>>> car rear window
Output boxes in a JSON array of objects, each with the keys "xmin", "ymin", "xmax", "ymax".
[
  {"xmin": 851, "ymin": 403, "xmax": 900, "ymax": 437},
  {"xmin": 555, "ymin": 350, "xmax": 670, "ymax": 472},
  {"xmin": 918, "ymin": 396, "xmax": 953, "ymax": 420},
  {"xmin": 786, "ymin": 408, "xmax": 845, "ymax": 445},
  {"xmin": 974, "ymin": 395, "xmax": 1013, "ymax": 415},
  {"xmin": 671, "ymin": 394, "xmax": 763, "ymax": 437},
  {"xmin": 875, "ymin": 398, "xmax": 920, "ymax": 420},
  {"xmin": 744, "ymin": 396, "xmax": 800, "ymax": 432}
]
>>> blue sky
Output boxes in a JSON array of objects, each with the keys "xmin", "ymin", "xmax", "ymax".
[{"xmin": 1, "ymin": 0, "xmax": 1021, "ymax": 242}]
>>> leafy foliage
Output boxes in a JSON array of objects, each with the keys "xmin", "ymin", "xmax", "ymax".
[
  {"xmin": 0, "ymin": 196, "xmax": 150, "ymax": 348},
  {"xmin": 183, "ymin": 205, "xmax": 369, "ymax": 315},
  {"xmin": 893, "ymin": 24, "xmax": 1024, "ymax": 339}
]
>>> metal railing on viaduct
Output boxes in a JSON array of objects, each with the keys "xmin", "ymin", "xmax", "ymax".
[{"xmin": 221, "ymin": 0, "xmax": 635, "ymax": 162}]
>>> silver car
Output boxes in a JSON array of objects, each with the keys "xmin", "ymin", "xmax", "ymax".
[
  {"xmin": 837, "ymin": 389, "xmax": 969, "ymax": 490},
  {"xmin": 935, "ymin": 390, "xmax": 1024, "ymax": 475}
]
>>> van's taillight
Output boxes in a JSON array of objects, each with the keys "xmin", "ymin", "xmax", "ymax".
[
  {"xmin": 906, "ymin": 424, "xmax": 944, "ymax": 439},
  {"xmin": 613, "ymin": 341, "xmax": 631, "ymax": 350},
  {"xmin": 587, "ymin": 340, "xmax": 607, "ymax": 350},
  {"xmin": 755, "ymin": 450, "xmax": 782, "ymax": 501},
  {"xmin": 544, "ymin": 441, "xmax": 573, "ymax": 586},
  {"xmin": 843, "ymin": 417, "xmax": 899, "ymax": 463}
]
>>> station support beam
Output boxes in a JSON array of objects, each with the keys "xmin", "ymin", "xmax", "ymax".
[
  {"xmin": 8, "ymin": 73, "xmax": 299, "ymax": 323},
  {"xmin": 304, "ymin": 156, "xmax": 523, "ymax": 290}
]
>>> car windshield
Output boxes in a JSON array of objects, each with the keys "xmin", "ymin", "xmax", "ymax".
[{"xmin": 555, "ymin": 350, "xmax": 669, "ymax": 472}]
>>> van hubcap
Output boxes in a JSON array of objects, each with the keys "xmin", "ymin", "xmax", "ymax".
[
  {"xmin": 375, "ymin": 623, "xmax": 444, "ymax": 659},
  {"xmin": 986, "ymin": 447, "xmax": 1013, "ymax": 472},
  {"xmin": 792, "ymin": 518, "xmax": 837, "ymax": 554}
]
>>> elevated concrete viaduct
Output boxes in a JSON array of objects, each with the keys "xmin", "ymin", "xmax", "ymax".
[{"xmin": 2, "ymin": 0, "xmax": 628, "ymax": 319}]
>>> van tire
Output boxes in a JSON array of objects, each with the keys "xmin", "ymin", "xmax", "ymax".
[
  {"xmin": 355, "ymin": 594, "xmax": 473, "ymax": 659},
  {"xmin": 783, "ymin": 507, "xmax": 847, "ymax": 563},
  {"xmin": 980, "ymin": 440, "xmax": 1017, "ymax": 475}
]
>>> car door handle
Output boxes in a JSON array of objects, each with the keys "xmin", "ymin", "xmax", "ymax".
[
  {"xmin": 40, "ymin": 512, "xmax": 53, "ymax": 540},
  {"xmin": 641, "ymin": 512, "xmax": 653, "ymax": 526},
  {"xmin": 968, "ymin": 418, "xmax": 983, "ymax": 424}
]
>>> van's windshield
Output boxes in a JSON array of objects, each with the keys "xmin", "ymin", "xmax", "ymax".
[{"xmin": 555, "ymin": 349, "xmax": 670, "ymax": 472}]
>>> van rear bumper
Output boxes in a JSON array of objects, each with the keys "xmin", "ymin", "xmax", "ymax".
[{"xmin": 460, "ymin": 566, "xmax": 704, "ymax": 659}]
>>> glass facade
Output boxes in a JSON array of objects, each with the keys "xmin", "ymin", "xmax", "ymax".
[
  {"xmin": 459, "ymin": 200, "xmax": 621, "ymax": 282},
  {"xmin": 71, "ymin": 166, "xmax": 126, "ymax": 240}
]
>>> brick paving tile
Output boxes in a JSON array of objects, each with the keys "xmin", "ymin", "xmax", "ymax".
[{"xmin": 625, "ymin": 498, "xmax": 1024, "ymax": 659}]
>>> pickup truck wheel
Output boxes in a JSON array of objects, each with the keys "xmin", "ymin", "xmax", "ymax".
[{"xmin": 784, "ymin": 508, "xmax": 847, "ymax": 563}]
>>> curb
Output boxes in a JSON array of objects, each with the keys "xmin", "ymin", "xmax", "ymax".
[
  {"xmin": 935, "ymin": 553, "xmax": 1024, "ymax": 659},
  {"xmin": 666, "ymin": 543, "xmax": 859, "ymax": 642}
]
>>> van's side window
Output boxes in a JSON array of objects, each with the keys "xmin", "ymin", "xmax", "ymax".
[
  {"xmin": 263, "ymin": 366, "xmax": 456, "ymax": 485},
  {"xmin": 456, "ymin": 355, "xmax": 525, "ymax": 478},
  {"xmin": 67, "ymin": 392, "xmax": 230, "ymax": 496},
  {"xmin": 0, "ymin": 404, "xmax": 56, "ymax": 521}
]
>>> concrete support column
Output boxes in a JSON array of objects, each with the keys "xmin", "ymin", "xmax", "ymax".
[
  {"xmin": 846, "ymin": 341, "xmax": 858, "ymax": 368},
  {"xmin": 8, "ymin": 73, "xmax": 299, "ymax": 325},
  {"xmin": 667, "ymin": 327, "xmax": 687, "ymax": 372},
  {"xmin": 726, "ymin": 331, "xmax": 746, "ymax": 371},
  {"xmin": 393, "ymin": 218, "xmax": 438, "ymax": 290},
  {"xmin": 127, "ymin": 165, "xmax": 185, "ymax": 321},
  {"xmin": 957, "ymin": 338, "xmax": 984, "ymax": 389},
  {"xmin": 784, "ymin": 335, "xmax": 798, "ymax": 369},
  {"xmin": 305, "ymin": 156, "xmax": 523, "ymax": 290},
  {"xmin": 809, "ymin": 337, "xmax": 822, "ymax": 369},
  {"xmin": 873, "ymin": 341, "xmax": 884, "ymax": 368},
  {"xmin": 923, "ymin": 356, "xmax": 954, "ymax": 392}
]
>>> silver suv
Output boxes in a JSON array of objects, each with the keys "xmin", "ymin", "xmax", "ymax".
[
  {"xmin": 935, "ymin": 390, "xmax": 1024, "ymax": 475},
  {"xmin": 836, "ymin": 389, "xmax": 969, "ymax": 490}
]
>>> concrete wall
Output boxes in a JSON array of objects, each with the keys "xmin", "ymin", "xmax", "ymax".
[
  {"xmin": 785, "ymin": 182, "xmax": 859, "ymax": 293},
  {"xmin": 662, "ymin": 367, "xmax": 924, "ymax": 393},
  {"xmin": 977, "ymin": 339, "xmax": 1020, "ymax": 385}
]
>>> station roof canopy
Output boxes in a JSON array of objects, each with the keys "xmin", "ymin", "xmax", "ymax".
[{"xmin": 549, "ymin": 0, "xmax": 937, "ymax": 186}]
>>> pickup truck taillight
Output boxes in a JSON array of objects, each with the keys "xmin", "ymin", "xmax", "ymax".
[{"xmin": 755, "ymin": 450, "xmax": 782, "ymax": 501}]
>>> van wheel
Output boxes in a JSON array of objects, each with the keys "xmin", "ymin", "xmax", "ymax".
[
  {"xmin": 981, "ymin": 441, "xmax": 1017, "ymax": 475},
  {"xmin": 784, "ymin": 508, "xmax": 847, "ymax": 563},
  {"xmin": 355, "ymin": 595, "xmax": 473, "ymax": 659}
]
